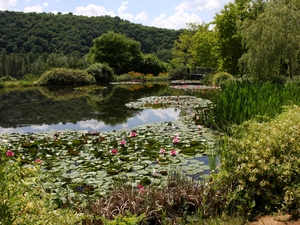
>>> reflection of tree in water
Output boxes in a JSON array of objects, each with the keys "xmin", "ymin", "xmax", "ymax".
[{"xmin": 87, "ymin": 84, "xmax": 170, "ymax": 126}]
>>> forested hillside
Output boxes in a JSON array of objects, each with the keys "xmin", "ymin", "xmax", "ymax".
[{"xmin": 0, "ymin": 10, "xmax": 181, "ymax": 56}]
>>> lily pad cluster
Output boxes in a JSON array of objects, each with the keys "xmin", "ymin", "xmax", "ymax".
[
  {"xmin": 0, "ymin": 114, "xmax": 218, "ymax": 200},
  {"xmin": 125, "ymin": 96, "xmax": 212, "ymax": 109}
]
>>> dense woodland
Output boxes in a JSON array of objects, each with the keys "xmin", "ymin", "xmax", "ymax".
[{"xmin": 0, "ymin": 0, "xmax": 299, "ymax": 81}]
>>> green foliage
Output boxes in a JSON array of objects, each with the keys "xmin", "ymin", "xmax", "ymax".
[
  {"xmin": 102, "ymin": 212, "xmax": 145, "ymax": 225},
  {"xmin": 169, "ymin": 65, "xmax": 191, "ymax": 80},
  {"xmin": 216, "ymin": 105, "xmax": 300, "ymax": 216},
  {"xmin": 211, "ymin": 72, "xmax": 235, "ymax": 86},
  {"xmin": 86, "ymin": 63, "xmax": 114, "ymax": 83},
  {"xmin": 87, "ymin": 31, "xmax": 142, "ymax": 75},
  {"xmin": 139, "ymin": 54, "xmax": 167, "ymax": 76},
  {"xmin": 0, "ymin": 11, "xmax": 180, "ymax": 56},
  {"xmin": 214, "ymin": 0, "xmax": 249, "ymax": 75},
  {"xmin": 239, "ymin": 0, "xmax": 300, "ymax": 79},
  {"xmin": 0, "ymin": 75, "xmax": 17, "ymax": 81},
  {"xmin": 205, "ymin": 80, "xmax": 300, "ymax": 132},
  {"xmin": 37, "ymin": 68, "xmax": 96, "ymax": 86}
]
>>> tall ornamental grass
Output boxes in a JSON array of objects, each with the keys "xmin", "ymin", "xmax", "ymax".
[{"xmin": 204, "ymin": 80, "xmax": 300, "ymax": 132}]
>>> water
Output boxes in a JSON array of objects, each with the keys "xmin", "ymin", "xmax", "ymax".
[{"xmin": 0, "ymin": 83, "xmax": 198, "ymax": 134}]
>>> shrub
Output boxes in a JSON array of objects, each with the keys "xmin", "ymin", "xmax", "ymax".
[
  {"xmin": 215, "ymin": 105, "xmax": 300, "ymax": 217},
  {"xmin": 86, "ymin": 63, "xmax": 114, "ymax": 84},
  {"xmin": 139, "ymin": 54, "xmax": 167, "ymax": 76},
  {"xmin": 212, "ymin": 72, "xmax": 234, "ymax": 86},
  {"xmin": 0, "ymin": 75, "xmax": 18, "ymax": 82},
  {"xmin": 169, "ymin": 65, "xmax": 190, "ymax": 80},
  {"xmin": 37, "ymin": 68, "xmax": 96, "ymax": 86}
]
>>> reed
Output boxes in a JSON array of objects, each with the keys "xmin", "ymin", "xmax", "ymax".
[{"xmin": 205, "ymin": 80, "xmax": 300, "ymax": 132}]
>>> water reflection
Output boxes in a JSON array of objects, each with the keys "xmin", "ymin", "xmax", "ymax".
[{"xmin": 0, "ymin": 83, "xmax": 187, "ymax": 134}]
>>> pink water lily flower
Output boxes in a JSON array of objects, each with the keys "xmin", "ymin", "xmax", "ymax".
[
  {"xmin": 173, "ymin": 138, "xmax": 179, "ymax": 144},
  {"xmin": 6, "ymin": 150, "xmax": 14, "ymax": 157},
  {"xmin": 159, "ymin": 148, "xmax": 165, "ymax": 154},
  {"xmin": 35, "ymin": 159, "xmax": 42, "ymax": 164},
  {"xmin": 120, "ymin": 140, "xmax": 126, "ymax": 145},
  {"xmin": 170, "ymin": 150, "xmax": 176, "ymax": 156},
  {"xmin": 111, "ymin": 148, "xmax": 118, "ymax": 154},
  {"xmin": 130, "ymin": 131, "xmax": 137, "ymax": 137}
]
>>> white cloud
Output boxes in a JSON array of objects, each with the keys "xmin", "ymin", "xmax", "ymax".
[
  {"xmin": 135, "ymin": 11, "xmax": 147, "ymax": 22},
  {"xmin": 43, "ymin": 2, "xmax": 48, "ymax": 7},
  {"xmin": 175, "ymin": 0, "xmax": 221, "ymax": 12},
  {"xmin": 0, "ymin": 0, "xmax": 17, "ymax": 10},
  {"xmin": 74, "ymin": 4, "xmax": 115, "ymax": 17},
  {"xmin": 118, "ymin": 1, "xmax": 128, "ymax": 14},
  {"xmin": 24, "ymin": 4, "xmax": 44, "ymax": 12},
  {"xmin": 31, "ymin": 124, "xmax": 50, "ymax": 131},
  {"xmin": 78, "ymin": 120, "xmax": 107, "ymax": 130},
  {"xmin": 150, "ymin": 10, "xmax": 202, "ymax": 29}
]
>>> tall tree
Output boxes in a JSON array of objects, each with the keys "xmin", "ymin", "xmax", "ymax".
[
  {"xmin": 214, "ymin": 0, "xmax": 250, "ymax": 75},
  {"xmin": 87, "ymin": 31, "xmax": 142, "ymax": 75},
  {"xmin": 190, "ymin": 23, "xmax": 218, "ymax": 68},
  {"xmin": 239, "ymin": 0, "xmax": 300, "ymax": 79}
]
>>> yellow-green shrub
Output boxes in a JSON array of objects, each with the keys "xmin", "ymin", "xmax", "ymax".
[
  {"xmin": 216, "ymin": 105, "xmax": 300, "ymax": 216},
  {"xmin": 37, "ymin": 68, "xmax": 96, "ymax": 86},
  {"xmin": 212, "ymin": 72, "xmax": 234, "ymax": 86}
]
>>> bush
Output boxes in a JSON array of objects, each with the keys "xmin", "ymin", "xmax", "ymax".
[
  {"xmin": 169, "ymin": 65, "xmax": 190, "ymax": 80},
  {"xmin": 212, "ymin": 72, "xmax": 234, "ymax": 86},
  {"xmin": 215, "ymin": 105, "xmax": 300, "ymax": 217},
  {"xmin": 37, "ymin": 68, "xmax": 96, "ymax": 86},
  {"xmin": 139, "ymin": 54, "xmax": 167, "ymax": 76},
  {"xmin": 86, "ymin": 63, "xmax": 114, "ymax": 84},
  {"xmin": 0, "ymin": 75, "xmax": 18, "ymax": 82}
]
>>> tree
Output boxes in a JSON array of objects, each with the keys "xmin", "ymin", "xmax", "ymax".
[
  {"xmin": 87, "ymin": 31, "xmax": 142, "ymax": 75},
  {"xmin": 239, "ymin": 0, "xmax": 300, "ymax": 79},
  {"xmin": 214, "ymin": 0, "xmax": 250, "ymax": 75},
  {"xmin": 190, "ymin": 23, "xmax": 218, "ymax": 68}
]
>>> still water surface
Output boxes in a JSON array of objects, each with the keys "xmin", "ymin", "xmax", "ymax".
[{"xmin": 0, "ymin": 83, "xmax": 201, "ymax": 134}]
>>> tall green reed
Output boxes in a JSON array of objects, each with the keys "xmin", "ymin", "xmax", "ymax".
[{"xmin": 204, "ymin": 80, "xmax": 300, "ymax": 132}]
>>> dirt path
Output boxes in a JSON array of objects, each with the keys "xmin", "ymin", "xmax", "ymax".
[{"xmin": 248, "ymin": 215, "xmax": 300, "ymax": 225}]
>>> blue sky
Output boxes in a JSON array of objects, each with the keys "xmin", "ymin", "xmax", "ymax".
[{"xmin": 0, "ymin": 0, "xmax": 232, "ymax": 29}]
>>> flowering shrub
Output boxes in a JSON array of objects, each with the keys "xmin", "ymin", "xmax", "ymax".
[{"xmin": 215, "ymin": 105, "xmax": 300, "ymax": 216}]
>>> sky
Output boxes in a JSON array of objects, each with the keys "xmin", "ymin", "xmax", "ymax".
[{"xmin": 0, "ymin": 0, "xmax": 232, "ymax": 29}]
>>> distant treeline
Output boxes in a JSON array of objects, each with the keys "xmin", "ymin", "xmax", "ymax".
[{"xmin": 0, "ymin": 11, "xmax": 181, "ymax": 56}]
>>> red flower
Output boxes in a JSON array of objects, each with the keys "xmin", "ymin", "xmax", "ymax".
[
  {"xmin": 35, "ymin": 159, "xmax": 42, "ymax": 164},
  {"xmin": 111, "ymin": 149, "xmax": 118, "ymax": 154},
  {"xmin": 137, "ymin": 184, "xmax": 144, "ymax": 192},
  {"xmin": 6, "ymin": 150, "xmax": 14, "ymax": 157}
]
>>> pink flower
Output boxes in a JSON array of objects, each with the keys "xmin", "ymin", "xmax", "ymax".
[
  {"xmin": 120, "ymin": 140, "xmax": 126, "ymax": 145},
  {"xmin": 6, "ymin": 150, "xmax": 14, "ymax": 157},
  {"xmin": 130, "ymin": 131, "xmax": 137, "ymax": 137},
  {"xmin": 35, "ymin": 159, "xmax": 42, "ymax": 164},
  {"xmin": 137, "ymin": 184, "xmax": 144, "ymax": 193},
  {"xmin": 111, "ymin": 148, "xmax": 118, "ymax": 154},
  {"xmin": 197, "ymin": 125, "xmax": 202, "ymax": 130},
  {"xmin": 159, "ymin": 148, "xmax": 165, "ymax": 154},
  {"xmin": 173, "ymin": 138, "xmax": 179, "ymax": 144},
  {"xmin": 170, "ymin": 150, "xmax": 176, "ymax": 156}
]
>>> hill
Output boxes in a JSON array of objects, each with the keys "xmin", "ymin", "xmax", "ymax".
[{"xmin": 0, "ymin": 10, "xmax": 181, "ymax": 56}]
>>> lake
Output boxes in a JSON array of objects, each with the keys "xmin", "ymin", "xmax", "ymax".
[{"xmin": 0, "ymin": 83, "xmax": 213, "ymax": 134}]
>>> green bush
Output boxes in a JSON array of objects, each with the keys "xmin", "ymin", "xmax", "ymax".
[
  {"xmin": 215, "ymin": 105, "xmax": 300, "ymax": 216},
  {"xmin": 169, "ymin": 65, "xmax": 190, "ymax": 80},
  {"xmin": 86, "ymin": 63, "xmax": 114, "ymax": 84},
  {"xmin": 0, "ymin": 75, "xmax": 18, "ymax": 82},
  {"xmin": 37, "ymin": 68, "xmax": 96, "ymax": 86},
  {"xmin": 139, "ymin": 54, "xmax": 167, "ymax": 76},
  {"xmin": 212, "ymin": 72, "xmax": 234, "ymax": 86}
]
